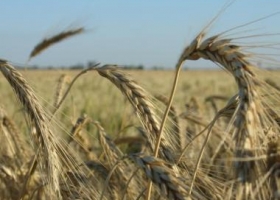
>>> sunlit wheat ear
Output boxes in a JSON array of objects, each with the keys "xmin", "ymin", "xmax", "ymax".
[
  {"xmin": 28, "ymin": 27, "xmax": 84, "ymax": 61},
  {"xmin": 181, "ymin": 31, "xmax": 268, "ymax": 197},
  {"xmin": 95, "ymin": 65, "xmax": 176, "ymax": 163},
  {"xmin": 0, "ymin": 60, "xmax": 62, "ymax": 198},
  {"xmin": 53, "ymin": 74, "xmax": 70, "ymax": 110}
]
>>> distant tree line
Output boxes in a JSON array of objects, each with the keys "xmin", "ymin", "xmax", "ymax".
[{"xmin": 16, "ymin": 61, "xmax": 174, "ymax": 70}]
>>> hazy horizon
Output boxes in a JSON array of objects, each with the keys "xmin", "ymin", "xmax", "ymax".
[{"xmin": 1, "ymin": 0, "xmax": 280, "ymax": 69}]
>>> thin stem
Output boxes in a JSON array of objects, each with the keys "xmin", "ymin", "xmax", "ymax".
[
  {"xmin": 51, "ymin": 64, "xmax": 99, "ymax": 118},
  {"xmin": 19, "ymin": 149, "xmax": 40, "ymax": 199},
  {"xmin": 121, "ymin": 168, "xmax": 140, "ymax": 200},
  {"xmin": 188, "ymin": 121, "xmax": 214, "ymax": 196},
  {"xmin": 145, "ymin": 63, "xmax": 183, "ymax": 200},
  {"xmin": 100, "ymin": 159, "xmax": 123, "ymax": 200}
]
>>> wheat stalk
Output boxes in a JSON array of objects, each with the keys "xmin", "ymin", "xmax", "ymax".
[
  {"xmin": 51, "ymin": 65, "xmax": 98, "ymax": 117},
  {"xmin": 155, "ymin": 94, "xmax": 182, "ymax": 150}
]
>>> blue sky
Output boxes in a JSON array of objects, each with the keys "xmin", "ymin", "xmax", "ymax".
[{"xmin": 1, "ymin": 0, "xmax": 280, "ymax": 68}]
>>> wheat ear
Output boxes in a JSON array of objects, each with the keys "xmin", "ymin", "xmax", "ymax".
[
  {"xmin": 53, "ymin": 74, "xmax": 70, "ymax": 110},
  {"xmin": 178, "ymin": 31, "xmax": 265, "ymax": 198},
  {"xmin": 28, "ymin": 27, "xmax": 84, "ymax": 60},
  {"xmin": 0, "ymin": 60, "xmax": 62, "ymax": 198},
  {"xmin": 130, "ymin": 154, "xmax": 206, "ymax": 200},
  {"xmin": 95, "ymin": 65, "xmax": 175, "ymax": 162},
  {"xmin": 94, "ymin": 121, "xmax": 122, "ymax": 167},
  {"xmin": 0, "ymin": 107, "xmax": 30, "ymax": 163}
]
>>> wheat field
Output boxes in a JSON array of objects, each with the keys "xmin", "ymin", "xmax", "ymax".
[{"xmin": 2, "ymin": 9, "xmax": 280, "ymax": 200}]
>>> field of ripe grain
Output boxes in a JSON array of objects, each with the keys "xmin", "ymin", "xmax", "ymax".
[
  {"xmin": 1, "ymin": 69, "xmax": 238, "ymax": 134},
  {"xmin": 1, "ymin": 65, "xmax": 280, "ymax": 199},
  {"xmin": 2, "ymin": 18, "xmax": 280, "ymax": 198}
]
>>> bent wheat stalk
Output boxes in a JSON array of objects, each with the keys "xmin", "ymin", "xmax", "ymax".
[{"xmin": 177, "ymin": 30, "xmax": 267, "ymax": 198}]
